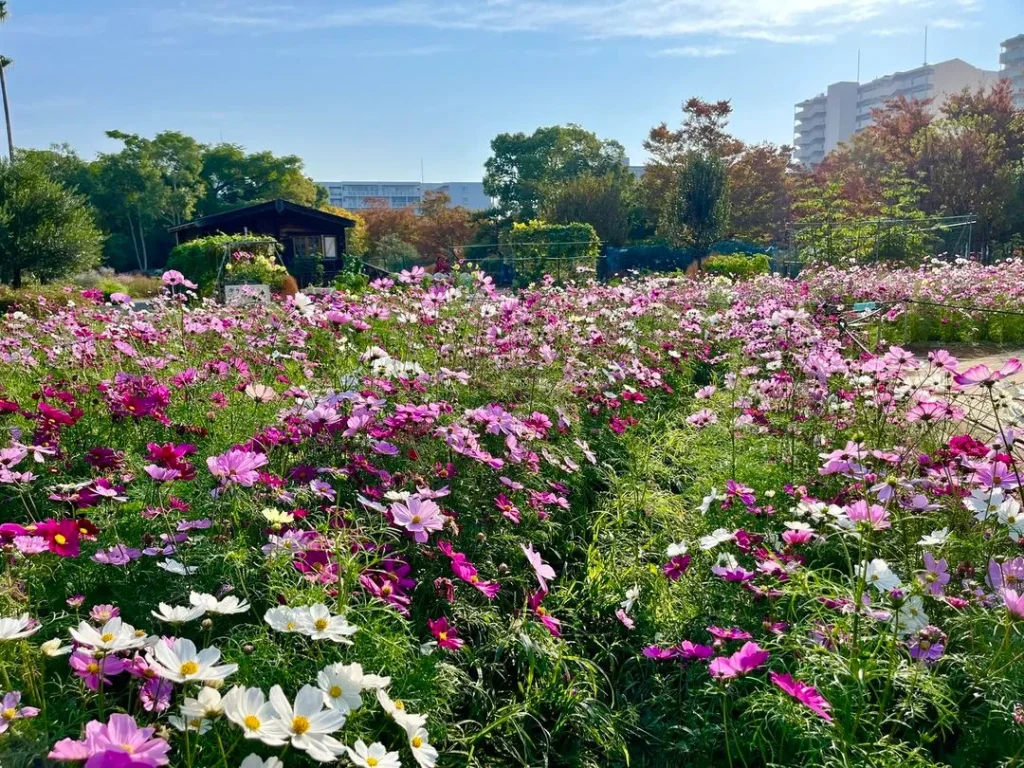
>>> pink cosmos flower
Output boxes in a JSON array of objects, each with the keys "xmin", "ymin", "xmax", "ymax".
[
  {"xmin": 49, "ymin": 714, "xmax": 170, "ymax": 765},
  {"xmin": 90, "ymin": 604, "xmax": 120, "ymax": 623},
  {"xmin": 615, "ymin": 608, "xmax": 635, "ymax": 630},
  {"xmin": 708, "ymin": 642, "xmax": 770, "ymax": 679},
  {"xmin": 206, "ymin": 449, "xmax": 268, "ymax": 488},
  {"xmin": 528, "ymin": 591, "xmax": 562, "ymax": 637},
  {"xmin": 160, "ymin": 270, "xmax": 197, "ymax": 290},
  {"xmin": 1002, "ymin": 588, "xmax": 1024, "ymax": 620},
  {"xmin": 954, "ymin": 359, "xmax": 1022, "ymax": 388},
  {"xmin": 138, "ymin": 678, "xmax": 173, "ymax": 713},
  {"xmin": 143, "ymin": 465, "xmax": 181, "ymax": 483},
  {"xmin": 707, "ymin": 626, "xmax": 752, "ymax": 642},
  {"xmin": 428, "ymin": 617, "xmax": 465, "ymax": 651},
  {"xmin": 13, "ymin": 535, "xmax": 47, "ymax": 554},
  {"xmin": 770, "ymin": 672, "xmax": 833, "ymax": 722},
  {"xmin": 0, "ymin": 691, "xmax": 39, "ymax": 734},
  {"xmin": 390, "ymin": 497, "xmax": 445, "ymax": 543},
  {"xmin": 70, "ymin": 651, "xmax": 125, "ymax": 691},
  {"xmin": 35, "ymin": 518, "xmax": 80, "ymax": 557},
  {"xmin": 845, "ymin": 499, "xmax": 890, "ymax": 530},
  {"xmin": 521, "ymin": 543, "xmax": 556, "ymax": 592},
  {"xmin": 494, "ymin": 493, "xmax": 521, "ymax": 524}
]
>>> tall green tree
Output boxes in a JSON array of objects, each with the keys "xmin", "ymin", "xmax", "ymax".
[
  {"xmin": 543, "ymin": 173, "xmax": 634, "ymax": 247},
  {"xmin": 198, "ymin": 144, "xmax": 322, "ymax": 214},
  {"xmin": 0, "ymin": 157, "xmax": 103, "ymax": 287},
  {"xmin": 676, "ymin": 152, "xmax": 730, "ymax": 262},
  {"xmin": 483, "ymin": 125, "xmax": 628, "ymax": 221}
]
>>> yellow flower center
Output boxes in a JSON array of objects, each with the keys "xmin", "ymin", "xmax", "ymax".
[
  {"xmin": 394, "ymin": 700, "xmax": 405, "ymax": 710},
  {"xmin": 179, "ymin": 661, "xmax": 199, "ymax": 676},
  {"xmin": 314, "ymin": 618, "xmax": 329, "ymax": 631},
  {"xmin": 439, "ymin": 632, "xmax": 448, "ymax": 641},
  {"xmin": 243, "ymin": 715, "xmax": 261, "ymax": 730},
  {"xmin": 291, "ymin": 715, "xmax": 310, "ymax": 735},
  {"xmin": 411, "ymin": 515, "xmax": 422, "ymax": 524},
  {"xmin": 367, "ymin": 758, "xmax": 379, "ymax": 767},
  {"xmin": 470, "ymin": 575, "xmax": 479, "ymax": 583},
  {"xmin": 121, "ymin": 744, "xmax": 135, "ymax": 754},
  {"xmin": 1, "ymin": 708, "xmax": 16, "ymax": 720},
  {"xmin": 381, "ymin": 585, "xmax": 393, "ymax": 597},
  {"xmin": 101, "ymin": 633, "xmax": 115, "ymax": 643},
  {"xmin": 412, "ymin": 736, "xmax": 423, "ymax": 748},
  {"xmin": 87, "ymin": 663, "xmax": 100, "ymax": 674},
  {"xmin": 286, "ymin": 621, "xmax": 296, "ymax": 631},
  {"xmin": 189, "ymin": 719, "xmax": 202, "ymax": 729},
  {"xmin": 329, "ymin": 685, "xmax": 342, "ymax": 698},
  {"xmin": 920, "ymin": 640, "xmax": 931, "ymax": 650},
  {"xmin": 54, "ymin": 534, "xmax": 67, "ymax": 545},
  {"xmin": 135, "ymin": 630, "xmax": 146, "ymax": 638}
]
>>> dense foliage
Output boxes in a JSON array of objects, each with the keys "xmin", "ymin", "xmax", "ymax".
[
  {"xmin": 0, "ymin": 157, "xmax": 103, "ymax": 288},
  {"xmin": 501, "ymin": 220, "xmax": 600, "ymax": 285},
  {"xmin": 0, "ymin": 262, "xmax": 1023, "ymax": 767},
  {"xmin": 166, "ymin": 234, "xmax": 281, "ymax": 296}
]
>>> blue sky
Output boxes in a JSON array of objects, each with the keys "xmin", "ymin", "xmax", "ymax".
[{"xmin": 3, "ymin": 0, "xmax": 1022, "ymax": 182}]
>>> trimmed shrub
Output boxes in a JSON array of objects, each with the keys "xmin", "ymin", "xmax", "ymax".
[
  {"xmin": 166, "ymin": 234, "xmax": 281, "ymax": 295},
  {"xmin": 703, "ymin": 252, "xmax": 771, "ymax": 279}
]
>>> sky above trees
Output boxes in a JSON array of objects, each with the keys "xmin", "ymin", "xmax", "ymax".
[{"xmin": 3, "ymin": 0, "xmax": 1022, "ymax": 180}]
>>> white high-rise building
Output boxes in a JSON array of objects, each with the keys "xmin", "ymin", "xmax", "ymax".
[
  {"xmin": 794, "ymin": 58, "xmax": 999, "ymax": 166},
  {"xmin": 318, "ymin": 181, "xmax": 492, "ymax": 212},
  {"xmin": 1000, "ymin": 35, "xmax": 1024, "ymax": 109}
]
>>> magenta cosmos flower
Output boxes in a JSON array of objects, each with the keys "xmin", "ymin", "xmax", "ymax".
[
  {"xmin": 770, "ymin": 672, "xmax": 833, "ymax": 722},
  {"xmin": 528, "ymin": 591, "xmax": 562, "ymax": 637},
  {"xmin": 49, "ymin": 713, "xmax": 171, "ymax": 765},
  {"xmin": 389, "ymin": 497, "xmax": 445, "ymax": 543},
  {"xmin": 709, "ymin": 642, "xmax": 770, "ymax": 679},
  {"xmin": 428, "ymin": 617, "xmax": 465, "ymax": 651}
]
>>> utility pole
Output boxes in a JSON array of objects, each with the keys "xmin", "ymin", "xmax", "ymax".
[{"xmin": 0, "ymin": 57, "xmax": 12, "ymax": 160}]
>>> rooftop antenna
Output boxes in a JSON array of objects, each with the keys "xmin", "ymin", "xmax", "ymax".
[
  {"xmin": 857, "ymin": 48, "xmax": 861, "ymax": 83},
  {"xmin": 420, "ymin": 158, "xmax": 424, "ymax": 184},
  {"xmin": 923, "ymin": 25, "xmax": 928, "ymax": 66}
]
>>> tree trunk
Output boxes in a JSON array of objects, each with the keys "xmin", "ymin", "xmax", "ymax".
[
  {"xmin": 127, "ymin": 212, "xmax": 143, "ymax": 272},
  {"xmin": 0, "ymin": 61, "xmax": 13, "ymax": 161},
  {"xmin": 11, "ymin": 267, "xmax": 21, "ymax": 289},
  {"xmin": 137, "ymin": 204, "xmax": 149, "ymax": 271}
]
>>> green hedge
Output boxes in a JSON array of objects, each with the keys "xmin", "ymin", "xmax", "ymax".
[
  {"xmin": 502, "ymin": 220, "xmax": 600, "ymax": 286},
  {"xmin": 703, "ymin": 252, "xmax": 771, "ymax": 280},
  {"xmin": 166, "ymin": 234, "xmax": 281, "ymax": 296}
]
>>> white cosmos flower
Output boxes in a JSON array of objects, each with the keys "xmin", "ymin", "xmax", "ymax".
[
  {"xmin": 151, "ymin": 603, "xmax": 206, "ymax": 625},
  {"xmin": 317, "ymin": 663, "xmax": 365, "ymax": 714},
  {"xmin": 700, "ymin": 528, "xmax": 733, "ymax": 551},
  {"xmin": 264, "ymin": 606, "xmax": 303, "ymax": 633},
  {"xmin": 862, "ymin": 559, "xmax": 901, "ymax": 592},
  {"xmin": 0, "ymin": 614, "xmax": 40, "ymax": 641},
  {"xmin": 190, "ymin": 592, "xmax": 251, "ymax": 615},
  {"xmin": 894, "ymin": 596, "xmax": 929, "ymax": 636},
  {"xmin": 223, "ymin": 686, "xmax": 289, "ymax": 745},
  {"xmin": 40, "ymin": 638, "xmax": 72, "ymax": 657},
  {"xmin": 406, "ymin": 726, "xmax": 440, "ymax": 768},
  {"xmin": 182, "ymin": 686, "xmax": 224, "ymax": 719},
  {"xmin": 699, "ymin": 488, "xmax": 722, "ymax": 514},
  {"xmin": 169, "ymin": 715, "xmax": 212, "ymax": 734},
  {"xmin": 240, "ymin": 755, "xmax": 284, "ymax": 768},
  {"xmin": 158, "ymin": 559, "xmax": 197, "ymax": 576},
  {"xmin": 346, "ymin": 740, "xmax": 402, "ymax": 768},
  {"xmin": 70, "ymin": 617, "xmax": 145, "ymax": 653},
  {"xmin": 297, "ymin": 604, "xmax": 358, "ymax": 644},
  {"xmin": 268, "ymin": 684, "xmax": 346, "ymax": 762},
  {"xmin": 918, "ymin": 527, "xmax": 950, "ymax": 547},
  {"xmin": 666, "ymin": 541, "xmax": 689, "ymax": 558},
  {"xmin": 377, "ymin": 689, "xmax": 427, "ymax": 731},
  {"xmin": 147, "ymin": 638, "xmax": 238, "ymax": 684}
]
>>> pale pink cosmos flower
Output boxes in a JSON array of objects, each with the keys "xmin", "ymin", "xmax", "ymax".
[
  {"xmin": 390, "ymin": 497, "xmax": 445, "ymax": 543},
  {"xmin": 521, "ymin": 543, "xmax": 556, "ymax": 592},
  {"xmin": 206, "ymin": 449, "xmax": 268, "ymax": 488}
]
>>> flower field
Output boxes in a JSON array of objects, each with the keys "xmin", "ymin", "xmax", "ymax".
[{"xmin": 1, "ymin": 265, "xmax": 1024, "ymax": 767}]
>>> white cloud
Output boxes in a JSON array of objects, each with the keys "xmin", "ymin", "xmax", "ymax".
[
  {"xmin": 930, "ymin": 17, "xmax": 966, "ymax": 28},
  {"xmin": 652, "ymin": 45, "xmax": 734, "ymax": 58},
  {"xmin": 870, "ymin": 27, "xmax": 912, "ymax": 37},
  {"xmin": 170, "ymin": 0, "xmax": 969, "ymax": 46}
]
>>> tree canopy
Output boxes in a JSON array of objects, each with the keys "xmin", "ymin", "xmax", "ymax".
[{"xmin": 0, "ymin": 157, "xmax": 103, "ymax": 287}]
